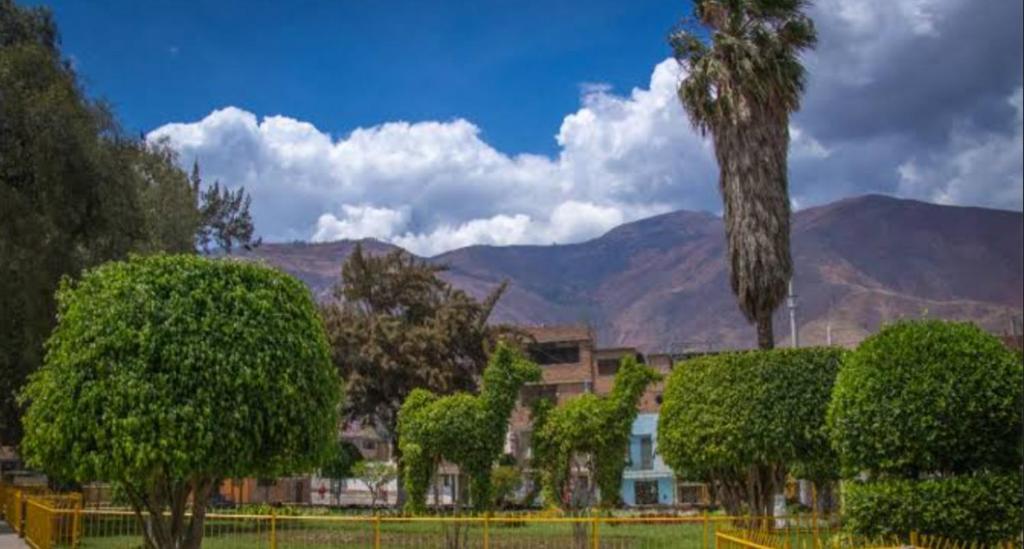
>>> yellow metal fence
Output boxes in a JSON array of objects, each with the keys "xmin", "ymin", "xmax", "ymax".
[
  {"xmin": 4, "ymin": 498, "xmax": 843, "ymax": 549},
  {"xmin": 1, "ymin": 485, "xmax": 1014, "ymax": 549}
]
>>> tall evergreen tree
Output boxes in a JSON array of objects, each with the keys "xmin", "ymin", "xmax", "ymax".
[
  {"xmin": 190, "ymin": 161, "xmax": 260, "ymax": 254},
  {"xmin": 670, "ymin": 0, "xmax": 816, "ymax": 348},
  {"xmin": 0, "ymin": 0, "xmax": 258, "ymax": 445}
]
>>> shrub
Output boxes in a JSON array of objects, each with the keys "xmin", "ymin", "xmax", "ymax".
[
  {"xmin": 490, "ymin": 465, "xmax": 523, "ymax": 508},
  {"xmin": 843, "ymin": 473, "xmax": 1022, "ymax": 544},
  {"xmin": 19, "ymin": 254, "xmax": 340, "ymax": 549},
  {"xmin": 828, "ymin": 320, "xmax": 1022, "ymax": 477},
  {"xmin": 658, "ymin": 347, "xmax": 843, "ymax": 515}
]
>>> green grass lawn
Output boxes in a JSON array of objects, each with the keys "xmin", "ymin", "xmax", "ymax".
[
  {"xmin": 75, "ymin": 518, "xmax": 716, "ymax": 548},
  {"xmin": 71, "ymin": 516, "xmax": 840, "ymax": 548},
  {"xmin": 67, "ymin": 511, "xmax": 837, "ymax": 548}
]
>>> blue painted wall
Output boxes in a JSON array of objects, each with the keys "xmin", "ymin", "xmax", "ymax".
[{"xmin": 620, "ymin": 413, "xmax": 676, "ymax": 506}]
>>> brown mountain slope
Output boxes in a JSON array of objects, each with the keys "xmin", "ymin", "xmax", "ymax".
[{"xmin": 244, "ymin": 195, "xmax": 1023, "ymax": 352}]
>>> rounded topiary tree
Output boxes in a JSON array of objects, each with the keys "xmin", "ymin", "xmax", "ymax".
[
  {"xmin": 19, "ymin": 254, "xmax": 340, "ymax": 549},
  {"xmin": 658, "ymin": 348, "xmax": 843, "ymax": 516},
  {"xmin": 828, "ymin": 320, "xmax": 1023, "ymax": 543},
  {"xmin": 531, "ymin": 356, "xmax": 660, "ymax": 510}
]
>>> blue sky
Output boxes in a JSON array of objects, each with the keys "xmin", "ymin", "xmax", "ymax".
[
  {"xmin": 33, "ymin": 0, "xmax": 1024, "ymax": 254},
  {"xmin": 39, "ymin": 0, "xmax": 689, "ymax": 155}
]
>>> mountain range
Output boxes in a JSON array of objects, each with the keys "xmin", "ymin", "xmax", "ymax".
[{"xmin": 241, "ymin": 195, "xmax": 1023, "ymax": 352}]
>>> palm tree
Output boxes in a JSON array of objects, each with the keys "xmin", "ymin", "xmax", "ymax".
[{"xmin": 671, "ymin": 0, "xmax": 816, "ymax": 349}]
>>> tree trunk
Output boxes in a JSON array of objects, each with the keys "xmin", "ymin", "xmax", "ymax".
[
  {"xmin": 125, "ymin": 477, "xmax": 214, "ymax": 549},
  {"xmin": 756, "ymin": 313, "xmax": 775, "ymax": 350},
  {"xmin": 391, "ymin": 437, "xmax": 406, "ymax": 508}
]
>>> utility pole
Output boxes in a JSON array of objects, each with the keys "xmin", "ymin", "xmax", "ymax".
[{"xmin": 787, "ymin": 279, "xmax": 799, "ymax": 348}]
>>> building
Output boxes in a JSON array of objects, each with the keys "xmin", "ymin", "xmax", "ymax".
[
  {"xmin": 219, "ymin": 477, "xmax": 311, "ymax": 505},
  {"xmin": 621, "ymin": 414, "xmax": 676, "ymax": 506},
  {"xmin": 505, "ymin": 325, "xmax": 703, "ymax": 507},
  {"xmin": 230, "ymin": 324, "xmax": 706, "ymax": 508}
]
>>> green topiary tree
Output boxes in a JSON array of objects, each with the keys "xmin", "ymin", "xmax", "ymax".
[
  {"xmin": 658, "ymin": 348, "xmax": 842, "ymax": 516},
  {"xmin": 397, "ymin": 343, "xmax": 541, "ymax": 514},
  {"xmin": 532, "ymin": 356, "xmax": 660, "ymax": 510},
  {"xmin": 828, "ymin": 320, "xmax": 1023, "ymax": 542},
  {"xmin": 19, "ymin": 254, "xmax": 340, "ymax": 549}
]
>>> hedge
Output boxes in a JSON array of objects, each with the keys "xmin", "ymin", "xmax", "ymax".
[
  {"xmin": 843, "ymin": 473, "xmax": 1023, "ymax": 544},
  {"xmin": 658, "ymin": 347, "xmax": 843, "ymax": 500}
]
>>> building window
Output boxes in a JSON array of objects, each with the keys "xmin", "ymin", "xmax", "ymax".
[
  {"xmin": 638, "ymin": 435, "xmax": 654, "ymax": 470},
  {"xmin": 597, "ymin": 359, "xmax": 619, "ymax": 376},
  {"xmin": 635, "ymin": 480, "xmax": 659, "ymax": 505},
  {"xmin": 521, "ymin": 384, "xmax": 558, "ymax": 406},
  {"xmin": 655, "ymin": 394, "xmax": 663, "ymax": 405},
  {"xmin": 529, "ymin": 343, "xmax": 580, "ymax": 365},
  {"xmin": 362, "ymin": 440, "xmax": 376, "ymax": 450}
]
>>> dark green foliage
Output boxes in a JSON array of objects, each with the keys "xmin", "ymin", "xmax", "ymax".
[
  {"xmin": 321, "ymin": 244, "xmax": 517, "ymax": 462},
  {"xmin": 19, "ymin": 255, "xmax": 339, "ymax": 549},
  {"xmin": 321, "ymin": 440, "xmax": 363, "ymax": 480},
  {"xmin": 1, "ymin": 1, "xmax": 139, "ymax": 444},
  {"xmin": 0, "ymin": 0, "xmax": 256, "ymax": 445},
  {"xmin": 828, "ymin": 320, "xmax": 1023, "ymax": 477},
  {"xmin": 828, "ymin": 320, "xmax": 1023, "ymax": 543},
  {"xmin": 532, "ymin": 357, "xmax": 660, "ymax": 509},
  {"xmin": 843, "ymin": 473, "xmax": 1023, "ymax": 544},
  {"xmin": 398, "ymin": 344, "xmax": 541, "ymax": 513},
  {"xmin": 657, "ymin": 347, "xmax": 842, "ymax": 515},
  {"xmin": 190, "ymin": 162, "xmax": 261, "ymax": 254},
  {"xmin": 491, "ymin": 464, "xmax": 523, "ymax": 509}
]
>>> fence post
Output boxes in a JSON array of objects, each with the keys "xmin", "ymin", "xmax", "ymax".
[
  {"xmin": 811, "ymin": 484, "xmax": 819, "ymax": 549},
  {"xmin": 269, "ymin": 507, "xmax": 277, "ymax": 549},
  {"xmin": 72, "ymin": 497, "xmax": 82, "ymax": 548},
  {"xmin": 374, "ymin": 514, "xmax": 381, "ymax": 549},
  {"xmin": 590, "ymin": 516, "xmax": 599, "ymax": 549},
  {"xmin": 910, "ymin": 530, "xmax": 919, "ymax": 548},
  {"xmin": 702, "ymin": 511, "xmax": 709, "ymax": 549},
  {"xmin": 15, "ymin": 490, "xmax": 23, "ymax": 536},
  {"xmin": 483, "ymin": 514, "xmax": 490, "ymax": 549}
]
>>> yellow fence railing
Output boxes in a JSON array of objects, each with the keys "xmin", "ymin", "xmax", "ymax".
[
  {"xmin": 4, "ymin": 504, "xmax": 842, "ymax": 549},
  {"xmin": 0, "ymin": 483, "xmax": 1014, "ymax": 549}
]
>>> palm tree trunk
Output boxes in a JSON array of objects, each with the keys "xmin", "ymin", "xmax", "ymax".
[{"xmin": 756, "ymin": 313, "xmax": 774, "ymax": 349}]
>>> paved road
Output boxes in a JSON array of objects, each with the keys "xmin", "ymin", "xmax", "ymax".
[{"xmin": 0, "ymin": 523, "xmax": 27, "ymax": 549}]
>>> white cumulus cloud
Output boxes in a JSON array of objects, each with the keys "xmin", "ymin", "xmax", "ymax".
[
  {"xmin": 148, "ymin": 59, "xmax": 714, "ymax": 255},
  {"xmin": 148, "ymin": 0, "xmax": 1023, "ymax": 254}
]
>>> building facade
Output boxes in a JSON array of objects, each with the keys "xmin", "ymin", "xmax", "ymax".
[{"xmin": 620, "ymin": 413, "xmax": 676, "ymax": 506}]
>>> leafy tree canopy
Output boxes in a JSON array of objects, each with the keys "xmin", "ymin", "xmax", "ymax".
[
  {"xmin": 531, "ymin": 356, "xmax": 660, "ymax": 510},
  {"xmin": 321, "ymin": 244, "xmax": 516, "ymax": 445},
  {"xmin": 658, "ymin": 347, "xmax": 842, "ymax": 515},
  {"xmin": 190, "ymin": 161, "xmax": 261, "ymax": 254},
  {"xmin": 0, "ymin": 0, "xmax": 257, "ymax": 445},
  {"xmin": 398, "ymin": 343, "xmax": 541, "ymax": 513},
  {"xmin": 321, "ymin": 439, "xmax": 363, "ymax": 480},
  {"xmin": 828, "ymin": 320, "xmax": 1023, "ymax": 478},
  {"xmin": 19, "ymin": 255, "xmax": 339, "ymax": 549}
]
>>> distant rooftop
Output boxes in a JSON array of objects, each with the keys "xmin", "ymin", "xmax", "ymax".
[{"xmin": 523, "ymin": 324, "xmax": 592, "ymax": 344}]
